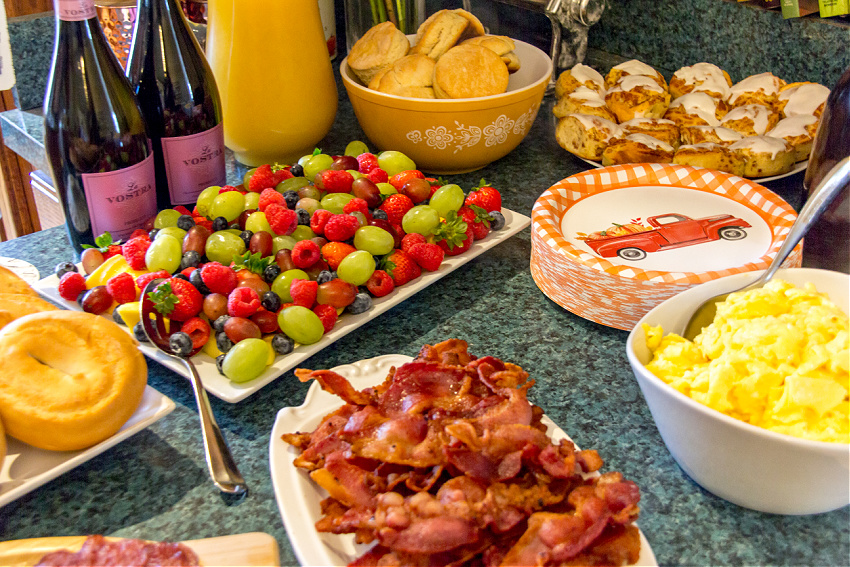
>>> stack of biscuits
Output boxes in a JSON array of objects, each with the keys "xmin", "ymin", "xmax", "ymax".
[
  {"xmin": 553, "ymin": 59, "xmax": 830, "ymax": 178},
  {"xmin": 346, "ymin": 9, "xmax": 521, "ymax": 99}
]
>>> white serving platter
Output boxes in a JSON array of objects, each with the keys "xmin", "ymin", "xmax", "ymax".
[
  {"xmin": 33, "ymin": 208, "xmax": 530, "ymax": 403},
  {"xmin": 269, "ymin": 354, "xmax": 658, "ymax": 567}
]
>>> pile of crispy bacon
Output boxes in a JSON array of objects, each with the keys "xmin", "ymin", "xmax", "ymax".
[{"xmin": 283, "ymin": 339, "xmax": 642, "ymax": 566}]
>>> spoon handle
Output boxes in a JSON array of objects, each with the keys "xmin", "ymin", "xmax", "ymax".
[
  {"xmin": 757, "ymin": 155, "xmax": 850, "ymax": 287},
  {"xmin": 182, "ymin": 357, "xmax": 248, "ymax": 496}
]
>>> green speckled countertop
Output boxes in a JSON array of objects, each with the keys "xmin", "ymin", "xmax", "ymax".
[{"xmin": 1, "ymin": 58, "xmax": 847, "ymax": 564}]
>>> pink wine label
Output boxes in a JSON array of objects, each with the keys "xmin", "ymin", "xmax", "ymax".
[
  {"xmin": 161, "ymin": 123, "xmax": 227, "ymax": 205},
  {"xmin": 81, "ymin": 153, "xmax": 158, "ymax": 242},
  {"xmin": 55, "ymin": 0, "xmax": 97, "ymax": 21}
]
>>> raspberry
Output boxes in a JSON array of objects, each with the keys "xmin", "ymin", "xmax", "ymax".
[
  {"xmin": 320, "ymin": 241, "xmax": 356, "ymax": 270},
  {"xmin": 401, "ymin": 232, "xmax": 426, "ymax": 253},
  {"xmin": 200, "ymin": 262, "xmax": 238, "ymax": 295},
  {"xmin": 323, "ymin": 214, "xmax": 360, "ymax": 242},
  {"xmin": 227, "ymin": 286, "xmax": 261, "ymax": 318},
  {"xmin": 365, "ymin": 269, "xmax": 394, "ymax": 297},
  {"xmin": 122, "ymin": 235, "xmax": 151, "ymax": 270},
  {"xmin": 106, "ymin": 272, "xmax": 137, "ymax": 304},
  {"xmin": 272, "ymin": 167, "xmax": 294, "ymax": 185},
  {"xmin": 312, "ymin": 303, "xmax": 338, "ymax": 333},
  {"xmin": 317, "ymin": 169, "xmax": 354, "ymax": 193},
  {"xmin": 366, "ymin": 167, "xmax": 388, "ymax": 184},
  {"xmin": 58, "ymin": 272, "xmax": 87, "ymax": 301},
  {"xmin": 409, "ymin": 242, "xmax": 444, "ymax": 272},
  {"xmin": 136, "ymin": 270, "xmax": 171, "ymax": 291},
  {"xmin": 309, "ymin": 209, "xmax": 334, "ymax": 236},
  {"xmin": 343, "ymin": 198, "xmax": 370, "ymax": 218},
  {"xmin": 266, "ymin": 203, "xmax": 298, "ymax": 235},
  {"xmin": 103, "ymin": 244, "xmax": 122, "ymax": 260},
  {"xmin": 290, "ymin": 278, "xmax": 318, "ymax": 308},
  {"xmin": 258, "ymin": 187, "xmax": 287, "ymax": 212},
  {"xmin": 181, "ymin": 316, "xmax": 211, "ymax": 350},
  {"xmin": 248, "ymin": 164, "xmax": 277, "ymax": 192},
  {"xmin": 291, "ymin": 240, "xmax": 321, "ymax": 268},
  {"xmin": 357, "ymin": 152, "xmax": 379, "ymax": 174}
]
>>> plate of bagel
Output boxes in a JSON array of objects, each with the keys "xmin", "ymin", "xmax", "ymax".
[
  {"xmin": 0, "ymin": 266, "xmax": 175, "ymax": 509},
  {"xmin": 553, "ymin": 60, "xmax": 827, "ymax": 181}
]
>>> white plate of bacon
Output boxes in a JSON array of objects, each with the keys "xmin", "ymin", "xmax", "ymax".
[{"xmin": 269, "ymin": 344, "xmax": 658, "ymax": 567}]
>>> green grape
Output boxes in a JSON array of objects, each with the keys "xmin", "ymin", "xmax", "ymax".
[
  {"xmin": 242, "ymin": 167, "xmax": 257, "ymax": 188},
  {"xmin": 378, "ymin": 151, "xmax": 416, "ymax": 176},
  {"xmin": 195, "ymin": 186, "xmax": 221, "ymax": 218},
  {"xmin": 205, "ymin": 230, "xmax": 247, "ymax": 264},
  {"xmin": 377, "ymin": 182, "xmax": 397, "ymax": 195},
  {"xmin": 297, "ymin": 153, "xmax": 313, "ymax": 167},
  {"xmin": 290, "ymin": 225, "xmax": 316, "ymax": 242},
  {"xmin": 402, "ymin": 205, "xmax": 441, "ymax": 236},
  {"xmin": 153, "ymin": 209, "xmax": 182, "ymax": 229},
  {"xmin": 222, "ymin": 338, "xmax": 270, "ymax": 383},
  {"xmin": 429, "ymin": 184, "xmax": 465, "ymax": 218},
  {"xmin": 320, "ymin": 192, "xmax": 356, "ymax": 214},
  {"xmin": 155, "ymin": 226, "xmax": 187, "ymax": 242},
  {"xmin": 345, "ymin": 140, "xmax": 370, "ymax": 156},
  {"xmin": 353, "ymin": 226, "xmax": 394, "ymax": 255},
  {"xmin": 209, "ymin": 191, "xmax": 246, "ymax": 222},
  {"xmin": 276, "ymin": 176, "xmax": 310, "ymax": 194},
  {"xmin": 271, "ymin": 269, "xmax": 309, "ymax": 302},
  {"xmin": 244, "ymin": 192, "xmax": 260, "ymax": 211},
  {"xmin": 245, "ymin": 211, "xmax": 273, "ymax": 235},
  {"xmin": 303, "ymin": 153, "xmax": 335, "ymax": 180},
  {"xmin": 145, "ymin": 234, "xmax": 182, "ymax": 273},
  {"xmin": 348, "ymin": 169, "xmax": 364, "ymax": 180},
  {"xmin": 278, "ymin": 306, "xmax": 325, "ymax": 345},
  {"xmin": 273, "ymin": 235, "xmax": 297, "ymax": 253},
  {"xmin": 337, "ymin": 250, "xmax": 376, "ymax": 286}
]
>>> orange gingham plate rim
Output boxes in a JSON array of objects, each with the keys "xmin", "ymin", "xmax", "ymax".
[{"xmin": 531, "ymin": 163, "xmax": 798, "ymax": 286}]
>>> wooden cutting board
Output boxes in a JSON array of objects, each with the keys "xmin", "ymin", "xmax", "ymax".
[{"xmin": 0, "ymin": 532, "xmax": 280, "ymax": 566}]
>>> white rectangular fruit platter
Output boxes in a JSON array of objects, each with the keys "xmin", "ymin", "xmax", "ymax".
[
  {"xmin": 34, "ymin": 208, "xmax": 530, "ymax": 403},
  {"xmin": 0, "ymin": 386, "xmax": 174, "ymax": 508}
]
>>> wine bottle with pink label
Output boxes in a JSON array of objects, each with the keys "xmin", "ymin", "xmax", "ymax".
[
  {"xmin": 127, "ymin": 0, "xmax": 227, "ymax": 209},
  {"xmin": 44, "ymin": 0, "xmax": 158, "ymax": 255}
]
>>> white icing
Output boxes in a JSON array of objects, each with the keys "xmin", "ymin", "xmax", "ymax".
[
  {"xmin": 670, "ymin": 92, "xmax": 721, "ymax": 125},
  {"xmin": 569, "ymin": 86, "xmax": 607, "ymax": 107},
  {"xmin": 571, "ymin": 113, "xmax": 622, "ymax": 139},
  {"xmin": 625, "ymin": 133, "xmax": 674, "ymax": 152},
  {"xmin": 729, "ymin": 135, "xmax": 788, "ymax": 158},
  {"xmin": 621, "ymin": 117, "xmax": 676, "ymax": 128},
  {"xmin": 673, "ymin": 62, "xmax": 730, "ymax": 98},
  {"xmin": 570, "ymin": 63, "xmax": 605, "ymax": 89},
  {"xmin": 728, "ymin": 72, "xmax": 782, "ymax": 104},
  {"xmin": 612, "ymin": 59, "xmax": 660, "ymax": 79},
  {"xmin": 767, "ymin": 114, "xmax": 818, "ymax": 139},
  {"xmin": 721, "ymin": 104, "xmax": 775, "ymax": 135},
  {"xmin": 678, "ymin": 143, "xmax": 723, "ymax": 152},
  {"xmin": 779, "ymin": 83, "xmax": 830, "ymax": 116},
  {"xmin": 609, "ymin": 75, "xmax": 664, "ymax": 93}
]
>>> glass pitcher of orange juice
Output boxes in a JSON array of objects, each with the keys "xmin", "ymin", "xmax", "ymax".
[{"xmin": 205, "ymin": 0, "xmax": 338, "ymax": 167}]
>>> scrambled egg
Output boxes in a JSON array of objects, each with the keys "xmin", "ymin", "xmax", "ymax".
[{"xmin": 644, "ymin": 279, "xmax": 849, "ymax": 443}]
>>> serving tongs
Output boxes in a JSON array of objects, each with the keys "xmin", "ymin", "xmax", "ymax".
[
  {"xmin": 140, "ymin": 281, "xmax": 248, "ymax": 496},
  {"xmin": 682, "ymin": 155, "xmax": 850, "ymax": 340}
]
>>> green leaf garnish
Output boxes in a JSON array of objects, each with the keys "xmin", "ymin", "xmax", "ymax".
[
  {"xmin": 147, "ymin": 281, "xmax": 178, "ymax": 316},
  {"xmin": 81, "ymin": 231, "xmax": 116, "ymax": 252},
  {"xmin": 233, "ymin": 250, "xmax": 274, "ymax": 275}
]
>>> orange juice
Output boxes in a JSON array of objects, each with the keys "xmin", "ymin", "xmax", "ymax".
[{"xmin": 205, "ymin": 0, "xmax": 338, "ymax": 166}]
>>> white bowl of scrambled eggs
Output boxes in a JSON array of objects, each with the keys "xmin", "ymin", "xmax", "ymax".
[{"xmin": 627, "ymin": 268, "xmax": 849, "ymax": 515}]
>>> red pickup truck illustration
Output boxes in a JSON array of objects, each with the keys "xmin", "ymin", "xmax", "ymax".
[{"xmin": 580, "ymin": 213, "xmax": 751, "ymax": 260}]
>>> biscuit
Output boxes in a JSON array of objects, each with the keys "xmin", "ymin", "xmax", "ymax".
[
  {"xmin": 663, "ymin": 92, "xmax": 729, "ymax": 127},
  {"xmin": 679, "ymin": 125, "xmax": 743, "ymax": 146},
  {"xmin": 374, "ymin": 53, "xmax": 437, "ymax": 98},
  {"xmin": 501, "ymin": 50, "xmax": 521, "ymax": 73},
  {"xmin": 669, "ymin": 62, "xmax": 732, "ymax": 100},
  {"xmin": 553, "ymin": 86, "xmax": 617, "ymax": 121},
  {"xmin": 729, "ymin": 136, "xmax": 795, "ymax": 177},
  {"xmin": 766, "ymin": 114, "xmax": 819, "ymax": 162},
  {"xmin": 601, "ymin": 133, "xmax": 675, "ymax": 166},
  {"xmin": 604, "ymin": 75, "xmax": 671, "ymax": 122},
  {"xmin": 433, "ymin": 43, "xmax": 509, "ymax": 99},
  {"xmin": 453, "ymin": 8, "xmax": 486, "ymax": 41},
  {"xmin": 348, "ymin": 21, "xmax": 410, "ymax": 86},
  {"xmin": 776, "ymin": 82, "xmax": 830, "ymax": 118},
  {"xmin": 605, "ymin": 59, "xmax": 668, "ymax": 91},
  {"xmin": 555, "ymin": 113, "xmax": 622, "ymax": 160},
  {"xmin": 618, "ymin": 117, "xmax": 680, "ymax": 149},
  {"xmin": 555, "ymin": 63, "xmax": 605, "ymax": 98},
  {"xmin": 673, "ymin": 143, "xmax": 745, "ymax": 176},
  {"xmin": 410, "ymin": 10, "xmax": 470, "ymax": 60},
  {"xmin": 720, "ymin": 104, "xmax": 780, "ymax": 136},
  {"xmin": 461, "ymin": 35, "xmax": 520, "ymax": 73},
  {"xmin": 727, "ymin": 72, "xmax": 786, "ymax": 109},
  {"xmin": 0, "ymin": 265, "xmax": 38, "ymax": 297}
]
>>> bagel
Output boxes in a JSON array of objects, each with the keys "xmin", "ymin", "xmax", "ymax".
[
  {"xmin": 0, "ymin": 311, "xmax": 147, "ymax": 451},
  {"xmin": 0, "ymin": 265, "xmax": 38, "ymax": 297},
  {"xmin": 0, "ymin": 414, "xmax": 5, "ymax": 473},
  {"xmin": 0, "ymin": 293, "xmax": 60, "ymax": 331}
]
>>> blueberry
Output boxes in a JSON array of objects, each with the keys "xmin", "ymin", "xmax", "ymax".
[
  {"xmin": 169, "ymin": 332, "xmax": 194, "ymax": 356},
  {"xmin": 54, "ymin": 261, "xmax": 78, "ymax": 278},
  {"xmin": 181, "ymin": 250, "xmax": 202, "ymax": 270},
  {"xmin": 239, "ymin": 230, "xmax": 254, "ymax": 247},
  {"xmin": 174, "ymin": 272, "xmax": 189, "ymax": 281},
  {"xmin": 295, "ymin": 208, "xmax": 311, "ymax": 225},
  {"xmin": 177, "ymin": 214, "xmax": 196, "ymax": 230},
  {"xmin": 263, "ymin": 263, "xmax": 282, "ymax": 284},
  {"xmin": 289, "ymin": 163, "xmax": 304, "ymax": 178},
  {"xmin": 215, "ymin": 354, "xmax": 227, "ymax": 375},
  {"xmin": 112, "ymin": 308, "xmax": 126, "ymax": 326},
  {"xmin": 133, "ymin": 322, "xmax": 149, "ymax": 342},
  {"xmin": 212, "ymin": 216, "xmax": 229, "ymax": 232},
  {"xmin": 346, "ymin": 292, "xmax": 372, "ymax": 315},
  {"xmin": 148, "ymin": 228, "xmax": 160, "ymax": 239},
  {"xmin": 271, "ymin": 333, "xmax": 294, "ymax": 355},
  {"xmin": 282, "ymin": 190, "xmax": 299, "ymax": 209},
  {"xmin": 316, "ymin": 270, "xmax": 335, "ymax": 284},
  {"xmin": 213, "ymin": 314, "xmax": 231, "ymax": 332},
  {"xmin": 488, "ymin": 210, "xmax": 506, "ymax": 231},
  {"xmin": 261, "ymin": 290, "xmax": 282, "ymax": 312},
  {"xmin": 216, "ymin": 331, "xmax": 234, "ymax": 353},
  {"xmin": 371, "ymin": 209, "xmax": 388, "ymax": 221},
  {"xmin": 189, "ymin": 268, "xmax": 210, "ymax": 294}
]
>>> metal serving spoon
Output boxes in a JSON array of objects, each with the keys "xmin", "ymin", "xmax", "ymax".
[
  {"xmin": 140, "ymin": 281, "xmax": 248, "ymax": 496},
  {"xmin": 682, "ymin": 155, "xmax": 850, "ymax": 341}
]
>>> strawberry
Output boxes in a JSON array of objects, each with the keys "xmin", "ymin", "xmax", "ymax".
[
  {"xmin": 365, "ymin": 269, "xmax": 395, "ymax": 297},
  {"xmin": 321, "ymin": 241, "xmax": 356, "ymax": 270},
  {"xmin": 401, "ymin": 232, "xmax": 426, "ymax": 253},
  {"xmin": 272, "ymin": 165, "xmax": 294, "ymax": 185},
  {"xmin": 409, "ymin": 242, "xmax": 444, "ymax": 272},
  {"xmin": 290, "ymin": 278, "xmax": 318, "ymax": 308},
  {"xmin": 434, "ymin": 212, "xmax": 474, "ymax": 256},
  {"xmin": 366, "ymin": 167, "xmax": 388, "ymax": 184},
  {"xmin": 356, "ymin": 152, "xmax": 379, "ymax": 174},
  {"xmin": 247, "ymin": 163, "xmax": 277, "ymax": 192},
  {"xmin": 323, "ymin": 214, "xmax": 360, "ymax": 242},
  {"xmin": 136, "ymin": 270, "xmax": 171, "ymax": 291},
  {"xmin": 343, "ymin": 198, "xmax": 371, "ymax": 220},
  {"xmin": 464, "ymin": 179, "xmax": 502, "ymax": 212},
  {"xmin": 379, "ymin": 193, "xmax": 414, "ymax": 226},
  {"xmin": 388, "ymin": 169, "xmax": 425, "ymax": 190},
  {"xmin": 381, "ymin": 249, "xmax": 421, "ymax": 286},
  {"xmin": 316, "ymin": 169, "xmax": 354, "ymax": 193},
  {"xmin": 149, "ymin": 278, "xmax": 203, "ymax": 322},
  {"xmin": 103, "ymin": 244, "xmax": 123, "ymax": 259},
  {"xmin": 458, "ymin": 204, "xmax": 491, "ymax": 241},
  {"xmin": 312, "ymin": 303, "xmax": 338, "ymax": 333}
]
